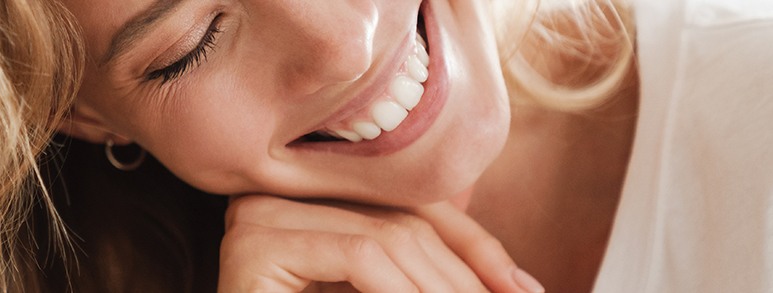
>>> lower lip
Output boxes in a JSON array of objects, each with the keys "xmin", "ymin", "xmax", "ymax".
[{"xmin": 290, "ymin": 1, "xmax": 447, "ymax": 156}]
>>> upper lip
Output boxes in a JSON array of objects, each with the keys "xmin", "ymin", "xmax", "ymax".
[{"xmin": 289, "ymin": 21, "xmax": 419, "ymax": 144}]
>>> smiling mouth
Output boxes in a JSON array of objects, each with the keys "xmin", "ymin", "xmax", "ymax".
[{"xmin": 294, "ymin": 10, "xmax": 431, "ymax": 144}]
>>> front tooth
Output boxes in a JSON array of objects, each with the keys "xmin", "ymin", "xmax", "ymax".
[
  {"xmin": 416, "ymin": 42, "xmax": 429, "ymax": 67},
  {"xmin": 407, "ymin": 55, "xmax": 428, "ymax": 83},
  {"xmin": 372, "ymin": 101, "xmax": 409, "ymax": 132},
  {"xmin": 389, "ymin": 75, "xmax": 424, "ymax": 110},
  {"xmin": 352, "ymin": 122, "xmax": 382, "ymax": 140},
  {"xmin": 333, "ymin": 129, "xmax": 363, "ymax": 142}
]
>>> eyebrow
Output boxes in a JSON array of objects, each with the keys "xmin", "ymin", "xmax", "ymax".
[{"xmin": 100, "ymin": 0, "xmax": 184, "ymax": 66}]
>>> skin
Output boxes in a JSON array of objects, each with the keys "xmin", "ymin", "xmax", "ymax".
[
  {"xmin": 60, "ymin": 0, "xmax": 510, "ymax": 206},
  {"xmin": 469, "ymin": 89, "xmax": 638, "ymax": 292},
  {"xmin": 59, "ymin": 0, "xmax": 638, "ymax": 291},
  {"xmin": 59, "ymin": 0, "xmax": 529, "ymax": 291}
]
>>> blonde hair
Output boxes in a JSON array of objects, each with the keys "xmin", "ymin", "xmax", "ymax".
[
  {"xmin": 0, "ymin": 0, "xmax": 83, "ymax": 291},
  {"xmin": 493, "ymin": 0, "xmax": 636, "ymax": 111}
]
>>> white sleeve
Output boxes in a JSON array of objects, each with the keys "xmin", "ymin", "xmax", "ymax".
[{"xmin": 594, "ymin": 0, "xmax": 773, "ymax": 292}]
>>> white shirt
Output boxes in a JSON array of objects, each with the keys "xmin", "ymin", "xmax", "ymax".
[{"xmin": 594, "ymin": 0, "xmax": 773, "ymax": 292}]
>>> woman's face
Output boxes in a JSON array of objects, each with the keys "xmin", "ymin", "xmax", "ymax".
[{"xmin": 62, "ymin": 0, "xmax": 510, "ymax": 205}]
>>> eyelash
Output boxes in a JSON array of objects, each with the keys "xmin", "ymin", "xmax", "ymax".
[{"xmin": 147, "ymin": 15, "xmax": 223, "ymax": 84}]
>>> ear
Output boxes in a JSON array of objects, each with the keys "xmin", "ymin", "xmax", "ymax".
[{"xmin": 57, "ymin": 103, "xmax": 133, "ymax": 145}]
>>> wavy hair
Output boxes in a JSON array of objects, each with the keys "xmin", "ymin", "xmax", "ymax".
[
  {"xmin": 0, "ymin": 0, "xmax": 83, "ymax": 291},
  {"xmin": 494, "ymin": 0, "xmax": 637, "ymax": 111}
]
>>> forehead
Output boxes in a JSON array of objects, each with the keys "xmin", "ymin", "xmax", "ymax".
[{"xmin": 63, "ymin": 0, "xmax": 154, "ymax": 59}]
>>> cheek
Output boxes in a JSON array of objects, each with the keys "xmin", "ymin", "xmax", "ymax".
[{"xmin": 138, "ymin": 86, "xmax": 277, "ymax": 195}]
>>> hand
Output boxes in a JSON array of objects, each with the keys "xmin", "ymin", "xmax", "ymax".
[
  {"xmin": 410, "ymin": 202, "xmax": 545, "ymax": 293},
  {"xmin": 218, "ymin": 195, "xmax": 543, "ymax": 293}
]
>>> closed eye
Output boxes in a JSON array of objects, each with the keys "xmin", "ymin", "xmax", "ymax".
[{"xmin": 147, "ymin": 13, "xmax": 223, "ymax": 84}]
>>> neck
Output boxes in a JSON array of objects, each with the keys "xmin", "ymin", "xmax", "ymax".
[{"xmin": 466, "ymin": 86, "xmax": 638, "ymax": 293}]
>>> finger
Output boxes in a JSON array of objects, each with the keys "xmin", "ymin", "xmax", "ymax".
[
  {"xmin": 339, "ymin": 204, "xmax": 490, "ymax": 292},
  {"xmin": 227, "ymin": 196, "xmax": 456, "ymax": 293},
  {"xmin": 412, "ymin": 202, "xmax": 544, "ymax": 293},
  {"xmin": 219, "ymin": 224, "xmax": 417, "ymax": 293},
  {"xmin": 416, "ymin": 225, "xmax": 492, "ymax": 292}
]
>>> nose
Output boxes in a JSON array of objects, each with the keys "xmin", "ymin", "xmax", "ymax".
[{"xmin": 277, "ymin": 1, "xmax": 378, "ymax": 94}]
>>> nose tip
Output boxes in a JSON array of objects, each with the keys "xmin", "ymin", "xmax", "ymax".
[
  {"xmin": 312, "ymin": 22, "xmax": 375, "ymax": 83},
  {"xmin": 289, "ymin": 1, "xmax": 378, "ymax": 93}
]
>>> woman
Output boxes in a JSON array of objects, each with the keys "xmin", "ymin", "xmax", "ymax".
[
  {"xmin": 13, "ymin": 0, "xmax": 773, "ymax": 292},
  {"xmin": 0, "ymin": 0, "xmax": 83, "ymax": 291},
  {"xmin": 48, "ymin": 0, "xmax": 633, "ymax": 292},
  {"xmin": 3, "ymin": 0, "xmax": 534, "ymax": 291}
]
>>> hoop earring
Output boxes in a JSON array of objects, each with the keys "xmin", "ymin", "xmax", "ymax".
[{"xmin": 105, "ymin": 139, "xmax": 146, "ymax": 171}]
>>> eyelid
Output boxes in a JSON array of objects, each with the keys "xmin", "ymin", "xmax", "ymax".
[
  {"xmin": 147, "ymin": 12, "xmax": 222, "ymax": 74},
  {"xmin": 146, "ymin": 13, "xmax": 224, "ymax": 83}
]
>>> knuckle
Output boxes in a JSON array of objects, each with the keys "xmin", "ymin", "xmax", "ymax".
[
  {"xmin": 376, "ymin": 220, "xmax": 416, "ymax": 246},
  {"xmin": 224, "ymin": 201, "xmax": 244, "ymax": 226},
  {"xmin": 341, "ymin": 235, "xmax": 383, "ymax": 264},
  {"xmin": 220, "ymin": 224, "xmax": 263, "ymax": 257},
  {"xmin": 221, "ymin": 224, "xmax": 251, "ymax": 247}
]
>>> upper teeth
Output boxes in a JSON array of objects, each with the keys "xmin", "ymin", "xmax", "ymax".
[
  {"xmin": 390, "ymin": 75, "xmax": 424, "ymax": 110},
  {"xmin": 324, "ymin": 32, "xmax": 430, "ymax": 143},
  {"xmin": 372, "ymin": 101, "xmax": 409, "ymax": 131}
]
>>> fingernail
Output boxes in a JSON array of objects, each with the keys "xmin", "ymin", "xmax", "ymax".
[{"xmin": 512, "ymin": 268, "xmax": 545, "ymax": 293}]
